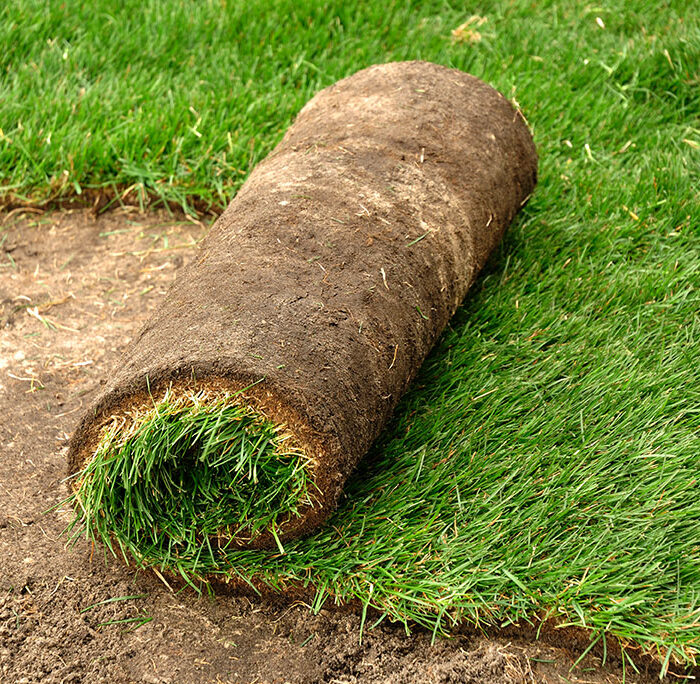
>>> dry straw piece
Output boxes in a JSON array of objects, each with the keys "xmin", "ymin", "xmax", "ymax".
[{"xmin": 67, "ymin": 61, "xmax": 537, "ymax": 578}]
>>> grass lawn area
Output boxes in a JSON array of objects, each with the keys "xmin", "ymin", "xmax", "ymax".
[{"xmin": 3, "ymin": 0, "xmax": 699, "ymax": 672}]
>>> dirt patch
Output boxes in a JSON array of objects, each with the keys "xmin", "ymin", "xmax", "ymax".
[{"xmin": 0, "ymin": 208, "xmax": 671, "ymax": 683}]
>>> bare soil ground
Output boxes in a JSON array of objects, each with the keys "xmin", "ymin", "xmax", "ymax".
[{"xmin": 0, "ymin": 209, "xmax": 672, "ymax": 683}]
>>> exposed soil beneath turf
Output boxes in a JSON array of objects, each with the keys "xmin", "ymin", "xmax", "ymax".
[{"xmin": 0, "ymin": 208, "xmax": 674, "ymax": 683}]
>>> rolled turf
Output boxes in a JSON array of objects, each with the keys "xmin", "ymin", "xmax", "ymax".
[{"xmin": 67, "ymin": 61, "xmax": 537, "ymax": 574}]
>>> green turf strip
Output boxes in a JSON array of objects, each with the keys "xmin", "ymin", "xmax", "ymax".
[
  {"xmin": 7, "ymin": 0, "xmax": 698, "ymax": 670},
  {"xmin": 70, "ymin": 392, "xmax": 314, "ymax": 571}
]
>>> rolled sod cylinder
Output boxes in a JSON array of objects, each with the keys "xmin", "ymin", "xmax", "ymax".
[{"xmin": 67, "ymin": 61, "xmax": 537, "ymax": 571}]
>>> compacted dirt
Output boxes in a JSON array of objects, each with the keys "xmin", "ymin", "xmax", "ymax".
[{"xmin": 0, "ymin": 208, "xmax": 674, "ymax": 683}]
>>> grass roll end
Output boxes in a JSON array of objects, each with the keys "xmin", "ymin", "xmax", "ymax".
[{"xmin": 68, "ymin": 387, "xmax": 320, "ymax": 577}]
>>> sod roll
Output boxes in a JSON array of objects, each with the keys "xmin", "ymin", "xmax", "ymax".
[{"xmin": 68, "ymin": 61, "xmax": 537, "ymax": 571}]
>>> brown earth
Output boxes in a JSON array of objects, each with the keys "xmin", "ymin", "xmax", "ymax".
[
  {"xmin": 0, "ymin": 208, "xmax": 675, "ymax": 683},
  {"xmin": 66, "ymin": 61, "xmax": 537, "ymax": 550}
]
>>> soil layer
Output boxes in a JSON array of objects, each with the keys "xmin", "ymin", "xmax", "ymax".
[{"xmin": 67, "ymin": 61, "xmax": 537, "ymax": 548}]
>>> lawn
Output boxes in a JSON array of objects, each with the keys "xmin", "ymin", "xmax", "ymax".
[{"xmin": 3, "ymin": 0, "xmax": 699, "ymax": 672}]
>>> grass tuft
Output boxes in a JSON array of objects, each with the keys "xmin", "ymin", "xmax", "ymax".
[{"xmin": 68, "ymin": 391, "xmax": 315, "ymax": 578}]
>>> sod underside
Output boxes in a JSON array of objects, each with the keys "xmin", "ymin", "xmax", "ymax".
[{"xmin": 68, "ymin": 61, "xmax": 537, "ymax": 553}]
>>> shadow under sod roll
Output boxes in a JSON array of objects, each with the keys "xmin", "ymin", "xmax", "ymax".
[{"xmin": 67, "ymin": 61, "xmax": 537, "ymax": 573}]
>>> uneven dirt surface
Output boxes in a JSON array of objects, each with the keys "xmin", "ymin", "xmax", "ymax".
[{"xmin": 0, "ymin": 208, "xmax": 675, "ymax": 683}]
